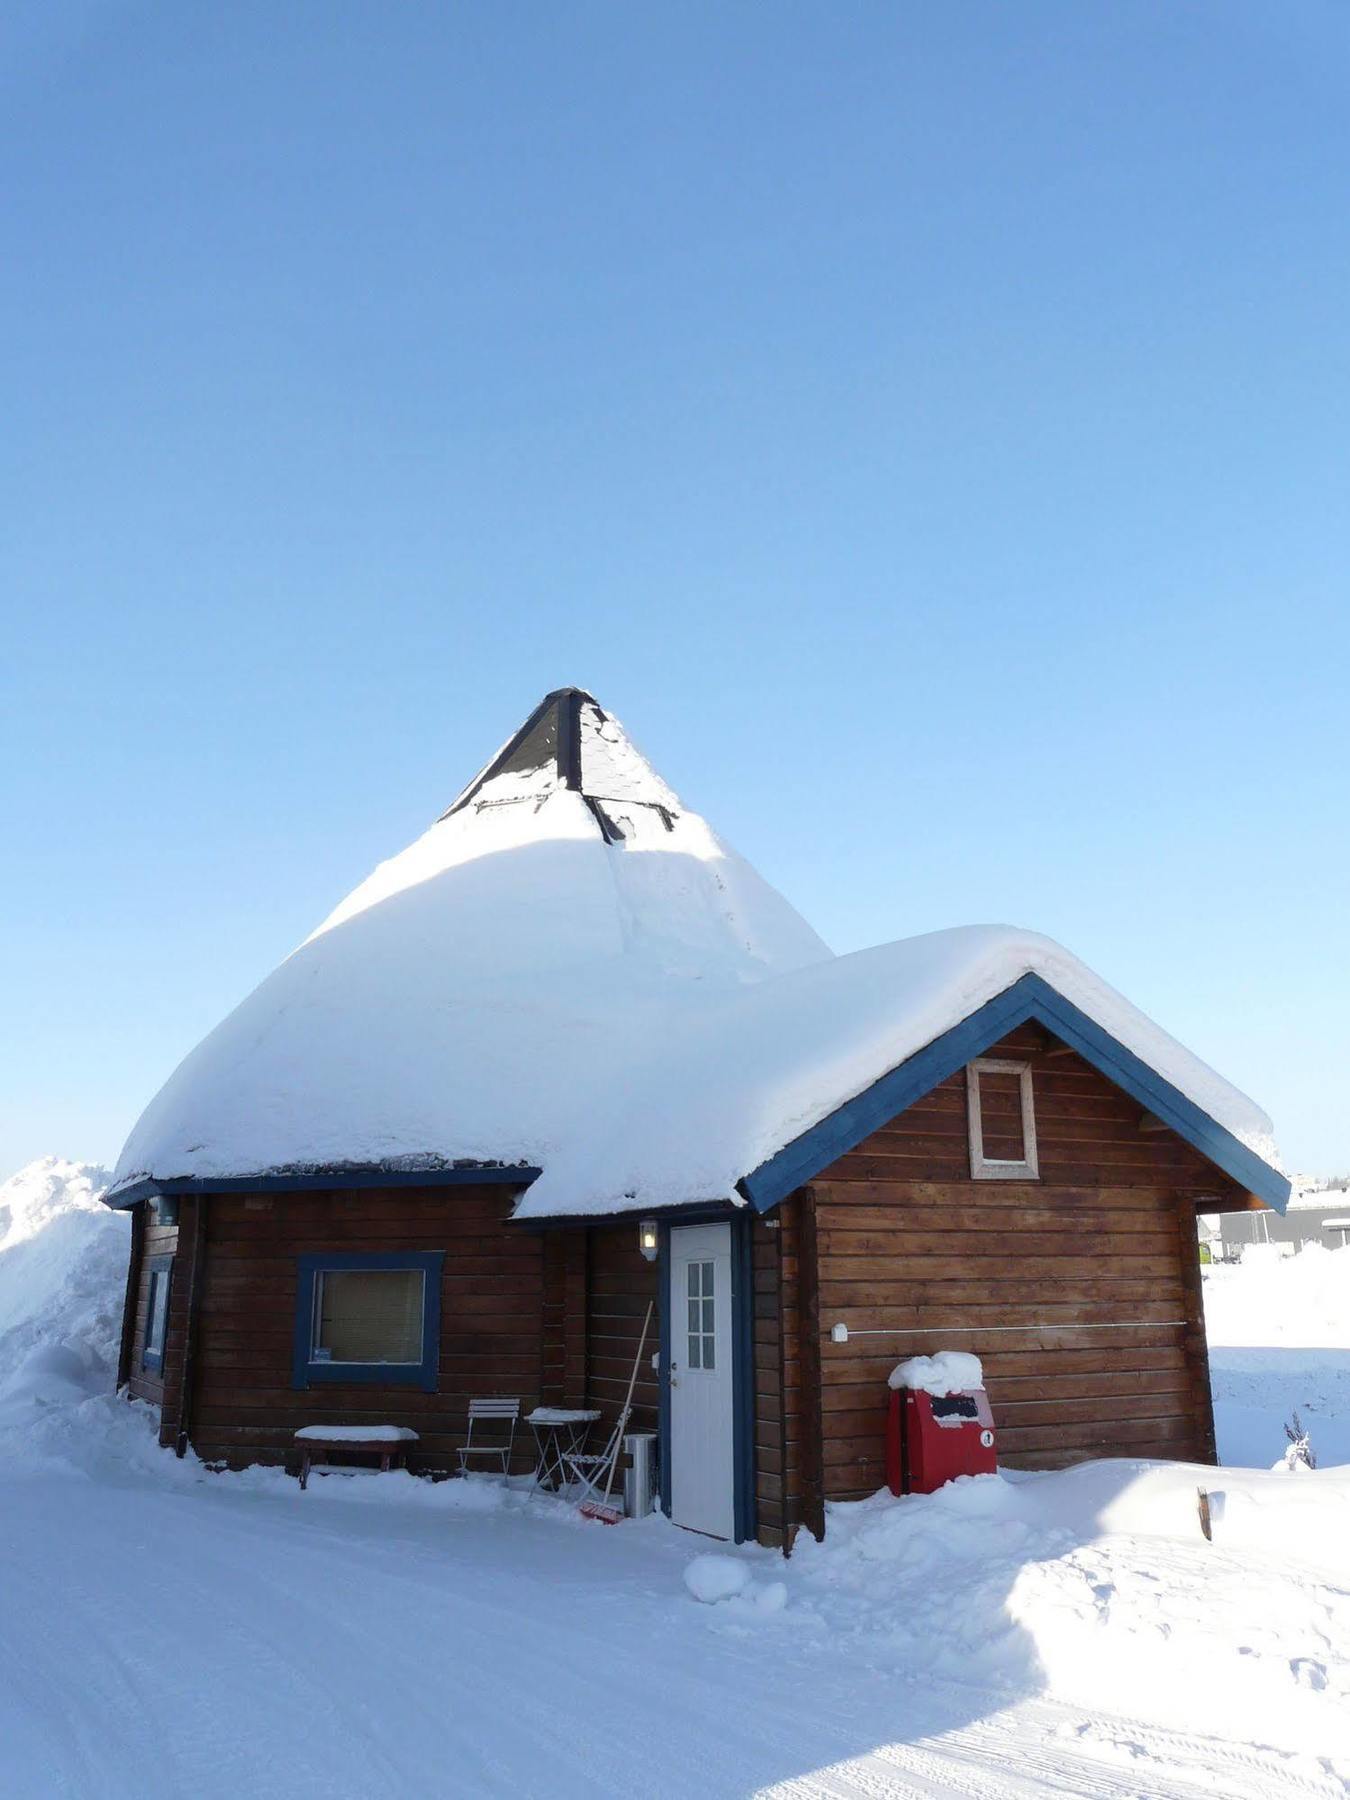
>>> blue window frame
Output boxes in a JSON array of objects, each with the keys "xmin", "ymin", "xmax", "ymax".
[
  {"xmin": 291, "ymin": 1251, "xmax": 443, "ymax": 1391},
  {"xmin": 142, "ymin": 1256, "xmax": 173, "ymax": 1374}
]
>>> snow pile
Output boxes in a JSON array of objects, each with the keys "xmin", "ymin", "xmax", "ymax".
[
  {"xmin": 790, "ymin": 1464, "xmax": 1350, "ymax": 1773},
  {"xmin": 1205, "ymin": 1243, "xmax": 1350, "ymax": 1470},
  {"xmin": 1205, "ymin": 1241, "xmax": 1350, "ymax": 1350},
  {"xmin": 683, "ymin": 1552, "xmax": 788, "ymax": 1618},
  {"xmin": 684, "ymin": 1552, "xmax": 753, "ymax": 1603},
  {"xmin": 0, "ymin": 1157, "xmax": 129, "ymax": 1443},
  {"xmin": 108, "ymin": 690, "xmax": 1283, "ymax": 1219},
  {"xmin": 889, "ymin": 1350, "xmax": 983, "ymax": 1394}
]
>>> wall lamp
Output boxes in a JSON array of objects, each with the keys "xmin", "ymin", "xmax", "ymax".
[{"xmin": 638, "ymin": 1219, "xmax": 659, "ymax": 1262}]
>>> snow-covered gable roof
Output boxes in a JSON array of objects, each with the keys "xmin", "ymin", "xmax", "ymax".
[{"xmin": 107, "ymin": 690, "xmax": 1289, "ymax": 1215}]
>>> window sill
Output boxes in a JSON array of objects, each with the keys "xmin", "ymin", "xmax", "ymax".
[{"xmin": 299, "ymin": 1361, "xmax": 438, "ymax": 1391}]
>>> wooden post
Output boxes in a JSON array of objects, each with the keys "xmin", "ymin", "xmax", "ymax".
[
  {"xmin": 115, "ymin": 1200, "xmax": 145, "ymax": 1393},
  {"xmin": 175, "ymin": 1196, "xmax": 208, "ymax": 1459},
  {"xmin": 1176, "ymin": 1193, "xmax": 1218, "ymax": 1464},
  {"xmin": 773, "ymin": 1214, "xmax": 790, "ymax": 1556},
  {"xmin": 798, "ymin": 1187, "xmax": 826, "ymax": 1542}
]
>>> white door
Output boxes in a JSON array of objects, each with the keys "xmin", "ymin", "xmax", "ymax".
[{"xmin": 668, "ymin": 1222, "xmax": 735, "ymax": 1540}]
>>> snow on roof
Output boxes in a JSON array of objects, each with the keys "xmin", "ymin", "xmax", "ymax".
[
  {"xmin": 512, "ymin": 923, "xmax": 1282, "ymax": 1218},
  {"xmin": 108, "ymin": 690, "xmax": 1283, "ymax": 1215}
]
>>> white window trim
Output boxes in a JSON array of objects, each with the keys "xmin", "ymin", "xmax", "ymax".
[{"xmin": 967, "ymin": 1058, "xmax": 1039, "ymax": 1180}]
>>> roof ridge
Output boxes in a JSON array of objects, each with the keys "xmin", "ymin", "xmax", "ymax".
[
  {"xmin": 439, "ymin": 688, "xmax": 594, "ymax": 819},
  {"xmin": 437, "ymin": 688, "xmax": 681, "ymax": 826}
]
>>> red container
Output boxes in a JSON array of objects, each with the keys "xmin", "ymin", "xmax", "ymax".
[{"xmin": 886, "ymin": 1385, "xmax": 997, "ymax": 1495}]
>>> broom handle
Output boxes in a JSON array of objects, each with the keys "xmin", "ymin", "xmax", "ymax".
[{"xmin": 601, "ymin": 1300, "xmax": 653, "ymax": 1506}]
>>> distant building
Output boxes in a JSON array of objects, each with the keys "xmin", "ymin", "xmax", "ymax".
[{"xmin": 1216, "ymin": 1183, "xmax": 1350, "ymax": 1258}]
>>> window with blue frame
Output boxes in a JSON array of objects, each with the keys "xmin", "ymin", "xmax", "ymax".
[
  {"xmin": 292, "ymin": 1252, "xmax": 443, "ymax": 1391},
  {"xmin": 142, "ymin": 1256, "xmax": 173, "ymax": 1374}
]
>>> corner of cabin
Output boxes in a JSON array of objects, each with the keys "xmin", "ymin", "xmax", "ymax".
[
  {"xmin": 120, "ymin": 1196, "xmax": 196, "ymax": 1451},
  {"xmin": 786, "ymin": 1021, "xmax": 1237, "ymax": 1507}
]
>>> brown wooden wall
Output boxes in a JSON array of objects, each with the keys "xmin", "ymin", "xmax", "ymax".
[
  {"xmin": 788, "ymin": 1023, "xmax": 1239, "ymax": 1513},
  {"xmin": 585, "ymin": 1224, "xmax": 659, "ymax": 1439},
  {"xmin": 751, "ymin": 1215, "xmax": 783, "ymax": 1546},
  {"xmin": 119, "ymin": 1185, "xmax": 664, "ymax": 1480},
  {"xmin": 182, "ymin": 1184, "xmax": 551, "ymax": 1472}
]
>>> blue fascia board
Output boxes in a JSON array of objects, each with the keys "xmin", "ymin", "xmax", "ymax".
[
  {"xmin": 106, "ymin": 1164, "xmax": 542, "ymax": 1210},
  {"xmin": 512, "ymin": 1199, "xmax": 741, "ymax": 1232},
  {"xmin": 738, "ymin": 973, "xmax": 1289, "ymax": 1215}
]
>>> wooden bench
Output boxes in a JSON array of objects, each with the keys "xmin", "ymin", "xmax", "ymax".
[{"xmin": 294, "ymin": 1426, "xmax": 419, "ymax": 1490}]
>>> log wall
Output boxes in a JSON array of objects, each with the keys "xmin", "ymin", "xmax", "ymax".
[
  {"xmin": 585, "ymin": 1224, "xmax": 659, "ymax": 1439},
  {"xmin": 118, "ymin": 1187, "xmax": 664, "ymax": 1481},
  {"xmin": 793, "ymin": 1024, "xmax": 1240, "ymax": 1508},
  {"xmin": 184, "ymin": 1184, "xmax": 547, "ymax": 1472}
]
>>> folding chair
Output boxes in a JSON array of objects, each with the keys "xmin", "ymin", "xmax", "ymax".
[
  {"xmin": 456, "ymin": 1398, "xmax": 520, "ymax": 1477},
  {"xmin": 561, "ymin": 1406, "xmax": 630, "ymax": 1506}
]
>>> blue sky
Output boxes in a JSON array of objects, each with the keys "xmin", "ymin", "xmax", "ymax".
[{"xmin": 3, "ymin": 2, "xmax": 1347, "ymax": 1181}]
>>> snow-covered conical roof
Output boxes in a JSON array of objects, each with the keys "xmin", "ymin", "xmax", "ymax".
[
  {"xmin": 109, "ymin": 690, "xmax": 832, "ymax": 1200},
  {"xmin": 109, "ymin": 689, "xmax": 1284, "ymax": 1215}
]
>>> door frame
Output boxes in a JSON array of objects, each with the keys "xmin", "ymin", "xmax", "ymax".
[{"xmin": 658, "ymin": 1208, "xmax": 756, "ymax": 1544}]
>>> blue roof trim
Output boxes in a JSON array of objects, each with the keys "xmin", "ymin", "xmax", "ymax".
[
  {"xmin": 737, "ymin": 972, "xmax": 1289, "ymax": 1215},
  {"xmin": 105, "ymin": 1164, "xmax": 542, "ymax": 1210}
]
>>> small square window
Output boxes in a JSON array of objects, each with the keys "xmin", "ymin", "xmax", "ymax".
[
  {"xmin": 314, "ymin": 1269, "xmax": 425, "ymax": 1366},
  {"xmin": 967, "ymin": 1059, "xmax": 1039, "ymax": 1180},
  {"xmin": 142, "ymin": 1256, "xmax": 173, "ymax": 1374},
  {"xmin": 293, "ymin": 1253, "xmax": 443, "ymax": 1391}
]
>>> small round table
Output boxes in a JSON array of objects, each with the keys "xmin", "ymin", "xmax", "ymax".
[{"xmin": 526, "ymin": 1407, "xmax": 601, "ymax": 1491}]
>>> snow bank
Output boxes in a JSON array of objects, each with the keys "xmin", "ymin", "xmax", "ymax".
[
  {"xmin": 889, "ymin": 1350, "xmax": 983, "ymax": 1394},
  {"xmin": 107, "ymin": 692, "xmax": 1282, "ymax": 1220},
  {"xmin": 0, "ymin": 1158, "xmax": 131, "ymax": 1457},
  {"xmin": 790, "ymin": 1462, "xmax": 1350, "ymax": 1767},
  {"xmin": 1204, "ymin": 1244, "xmax": 1350, "ymax": 1470}
]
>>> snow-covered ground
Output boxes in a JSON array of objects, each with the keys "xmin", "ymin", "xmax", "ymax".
[
  {"xmin": 1206, "ymin": 1244, "xmax": 1350, "ymax": 1470},
  {"xmin": 2, "ymin": 1157, "xmax": 1348, "ymax": 1799}
]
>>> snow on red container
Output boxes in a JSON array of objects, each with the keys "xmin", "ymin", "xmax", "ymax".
[{"xmin": 885, "ymin": 1351, "xmax": 996, "ymax": 1495}]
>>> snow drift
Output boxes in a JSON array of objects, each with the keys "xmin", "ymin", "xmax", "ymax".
[
  {"xmin": 0, "ymin": 1156, "xmax": 132, "ymax": 1464},
  {"xmin": 791, "ymin": 1465, "xmax": 1350, "ymax": 1772}
]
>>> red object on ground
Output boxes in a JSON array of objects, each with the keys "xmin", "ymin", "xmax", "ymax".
[{"xmin": 886, "ymin": 1385, "xmax": 997, "ymax": 1495}]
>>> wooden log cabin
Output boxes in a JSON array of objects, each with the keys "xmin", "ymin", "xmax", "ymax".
[{"xmin": 106, "ymin": 689, "xmax": 1289, "ymax": 1550}]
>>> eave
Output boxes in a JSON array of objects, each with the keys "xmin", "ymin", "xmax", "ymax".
[
  {"xmin": 103, "ymin": 1162, "xmax": 543, "ymax": 1210},
  {"xmin": 736, "ymin": 972, "xmax": 1290, "ymax": 1216}
]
